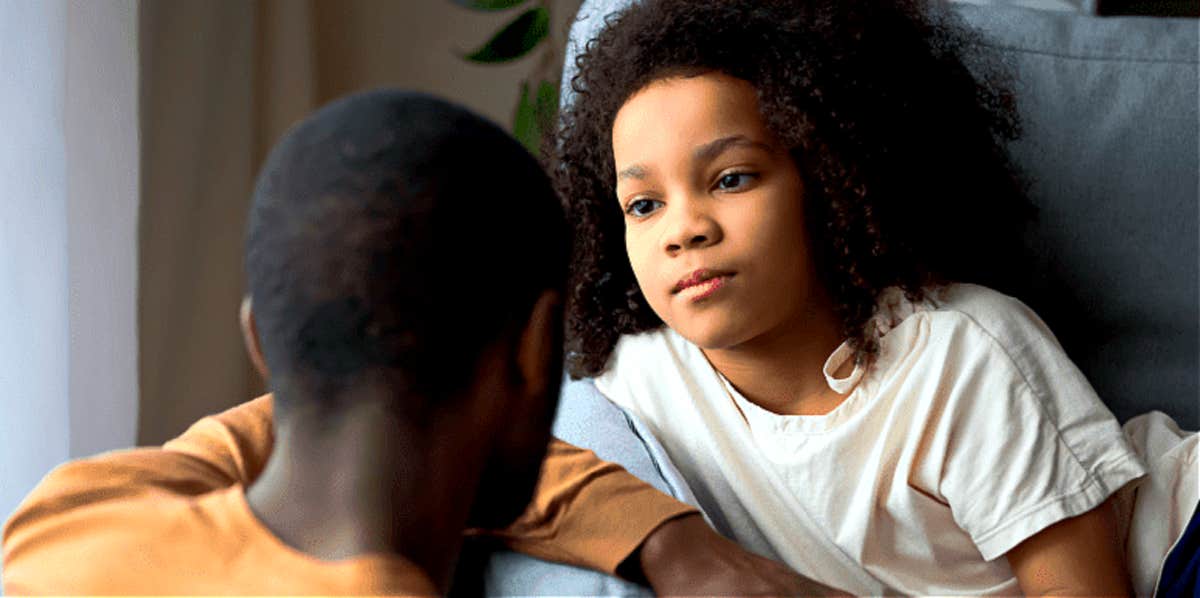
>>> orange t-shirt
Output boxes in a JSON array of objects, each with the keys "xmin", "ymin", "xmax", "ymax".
[{"xmin": 3, "ymin": 395, "xmax": 696, "ymax": 594}]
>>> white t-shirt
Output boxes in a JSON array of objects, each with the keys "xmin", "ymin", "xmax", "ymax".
[{"xmin": 594, "ymin": 284, "xmax": 1148, "ymax": 595}]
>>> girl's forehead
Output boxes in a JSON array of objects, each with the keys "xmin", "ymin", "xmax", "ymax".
[
  {"xmin": 612, "ymin": 73, "xmax": 772, "ymax": 166},
  {"xmin": 618, "ymin": 73, "xmax": 762, "ymax": 128}
]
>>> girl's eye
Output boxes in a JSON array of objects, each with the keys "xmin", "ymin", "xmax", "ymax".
[
  {"xmin": 716, "ymin": 172, "xmax": 756, "ymax": 191},
  {"xmin": 625, "ymin": 198, "xmax": 663, "ymax": 217}
]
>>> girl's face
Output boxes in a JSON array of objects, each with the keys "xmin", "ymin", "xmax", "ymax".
[{"xmin": 612, "ymin": 72, "xmax": 823, "ymax": 350}]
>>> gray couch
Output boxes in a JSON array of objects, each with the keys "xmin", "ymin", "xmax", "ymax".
[{"xmin": 462, "ymin": 3, "xmax": 1199, "ymax": 594}]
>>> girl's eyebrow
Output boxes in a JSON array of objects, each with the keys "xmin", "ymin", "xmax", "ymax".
[
  {"xmin": 617, "ymin": 164, "xmax": 649, "ymax": 182},
  {"xmin": 617, "ymin": 135, "xmax": 770, "ymax": 182},
  {"xmin": 694, "ymin": 135, "xmax": 771, "ymax": 164}
]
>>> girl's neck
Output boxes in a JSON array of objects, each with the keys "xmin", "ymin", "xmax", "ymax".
[{"xmin": 702, "ymin": 293, "xmax": 851, "ymax": 416}]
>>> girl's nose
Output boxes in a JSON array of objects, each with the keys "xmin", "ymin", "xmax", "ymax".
[{"xmin": 663, "ymin": 199, "xmax": 722, "ymax": 254}]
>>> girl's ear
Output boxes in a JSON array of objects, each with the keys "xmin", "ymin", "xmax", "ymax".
[{"xmin": 239, "ymin": 296, "xmax": 270, "ymax": 380}]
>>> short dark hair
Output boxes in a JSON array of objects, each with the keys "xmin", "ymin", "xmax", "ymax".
[
  {"xmin": 246, "ymin": 90, "xmax": 567, "ymax": 413},
  {"xmin": 552, "ymin": 0, "xmax": 1034, "ymax": 377}
]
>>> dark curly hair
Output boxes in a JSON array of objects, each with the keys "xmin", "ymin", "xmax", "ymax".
[{"xmin": 551, "ymin": 0, "xmax": 1034, "ymax": 378}]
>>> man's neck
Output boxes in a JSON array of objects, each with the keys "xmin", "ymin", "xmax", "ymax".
[
  {"xmin": 702, "ymin": 292, "xmax": 850, "ymax": 416},
  {"xmin": 245, "ymin": 394, "xmax": 486, "ymax": 592}
]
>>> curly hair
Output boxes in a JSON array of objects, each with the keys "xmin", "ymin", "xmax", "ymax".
[{"xmin": 551, "ymin": 0, "xmax": 1034, "ymax": 378}]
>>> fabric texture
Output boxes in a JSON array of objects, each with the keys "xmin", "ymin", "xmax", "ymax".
[
  {"xmin": 950, "ymin": 0, "xmax": 1096, "ymax": 12},
  {"xmin": 2, "ymin": 396, "xmax": 697, "ymax": 594},
  {"xmin": 1119, "ymin": 411, "xmax": 1200, "ymax": 595},
  {"xmin": 1157, "ymin": 502, "xmax": 1200, "ymax": 598},
  {"xmin": 3, "ymin": 475, "xmax": 436, "ymax": 595},
  {"xmin": 594, "ymin": 284, "xmax": 1148, "ymax": 595}
]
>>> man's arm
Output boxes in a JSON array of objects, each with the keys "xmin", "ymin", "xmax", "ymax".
[
  {"xmin": 5, "ymin": 395, "xmax": 829, "ymax": 595},
  {"xmin": 4, "ymin": 395, "xmax": 693, "ymax": 578},
  {"xmin": 169, "ymin": 395, "xmax": 702, "ymax": 575},
  {"xmin": 479, "ymin": 438, "xmax": 697, "ymax": 574}
]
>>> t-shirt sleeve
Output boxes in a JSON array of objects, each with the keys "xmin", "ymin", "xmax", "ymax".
[
  {"xmin": 482, "ymin": 438, "xmax": 698, "ymax": 575},
  {"xmin": 161, "ymin": 394, "xmax": 275, "ymax": 483},
  {"xmin": 933, "ymin": 290, "xmax": 1148, "ymax": 561}
]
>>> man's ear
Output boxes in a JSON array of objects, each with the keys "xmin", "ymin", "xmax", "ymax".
[
  {"xmin": 515, "ymin": 290, "xmax": 563, "ymax": 400},
  {"xmin": 239, "ymin": 296, "xmax": 270, "ymax": 380}
]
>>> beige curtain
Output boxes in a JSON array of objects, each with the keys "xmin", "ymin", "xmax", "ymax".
[
  {"xmin": 139, "ymin": 0, "xmax": 270, "ymax": 445},
  {"xmin": 136, "ymin": 0, "xmax": 578, "ymax": 444}
]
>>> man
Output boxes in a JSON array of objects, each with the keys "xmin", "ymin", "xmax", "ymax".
[
  {"xmin": 3, "ymin": 90, "xmax": 826, "ymax": 595},
  {"xmin": 8, "ymin": 89, "xmax": 571, "ymax": 594}
]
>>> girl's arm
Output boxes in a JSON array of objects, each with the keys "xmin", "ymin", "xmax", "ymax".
[{"xmin": 1005, "ymin": 497, "xmax": 1132, "ymax": 597}]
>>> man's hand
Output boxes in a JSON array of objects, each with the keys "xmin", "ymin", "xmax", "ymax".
[{"xmin": 634, "ymin": 513, "xmax": 849, "ymax": 596}]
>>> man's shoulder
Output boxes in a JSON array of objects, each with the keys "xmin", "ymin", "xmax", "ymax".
[
  {"xmin": 162, "ymin": 394, "xmax": 275, "ymax": 483},
  {"xmin": 4, "ymin": 397, "xmax": 277, "ymax": 593},
  {"xmin": 3, "ymin": 468, "xmax": 240, "ymax": 594}
]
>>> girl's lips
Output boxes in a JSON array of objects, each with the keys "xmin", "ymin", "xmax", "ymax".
[
  {"xmin": 679, "ymin": 273, "xmax": 733, "ymax": 301},
  {"xmin": 673, "ymin": 268, "xmax": 735, "ymax": 293}
]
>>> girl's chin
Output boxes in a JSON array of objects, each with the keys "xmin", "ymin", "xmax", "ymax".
[{"xmin": 669, "ymin": 316, "xmax": 753, "ymax": 352}]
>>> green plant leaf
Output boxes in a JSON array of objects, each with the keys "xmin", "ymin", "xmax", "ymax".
[
  {"xmin": 534, "ymin": 80, "xmax": 558, "ymax": 134},
  {"xmin": 449, "ymin": 0, "xmax": 529, "ymax": 11},
  {"xmin": 464, "ymin": 7, "xmax": 549, "ymax": 63},
  {"xmin": 513, "ymin": 81, "xmax": 539, "ymax": 155},
  {"xmin": 512, "ymin": 80, "xmax": 558, "ymax": 157}
]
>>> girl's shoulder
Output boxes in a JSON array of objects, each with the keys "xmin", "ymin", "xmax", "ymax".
[
  {"xmin": 924, "ymin": 283, "xmax": 1048, "ymax": 337},
  {"xmin": 875, "ymin": 283, "xmax": 1059, "ymax": 358},
  {"xmin": 873, "ymin": 283, "xmax": 1079, "ymax": 402}
]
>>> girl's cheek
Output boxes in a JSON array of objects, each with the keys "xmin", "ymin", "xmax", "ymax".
[{"xmin": 627, "ymin": 233, "xmax": 656, "ymax": 274}]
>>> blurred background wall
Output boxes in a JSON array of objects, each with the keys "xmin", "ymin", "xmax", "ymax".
[{"xmin": 137, "ymin": 0, "xmax": 580, "ymax": 445}]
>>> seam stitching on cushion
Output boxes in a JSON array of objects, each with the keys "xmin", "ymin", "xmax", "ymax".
[{"xmin": 968, "ymin": 40, "xmax": 1200, "ymax": 65}]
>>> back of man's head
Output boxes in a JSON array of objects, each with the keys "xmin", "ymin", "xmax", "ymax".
[{"xmin": 244, "ymin": 89, "xmax": 567, "ymax": 417}]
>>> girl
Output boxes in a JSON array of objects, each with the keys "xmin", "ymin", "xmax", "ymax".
[{"xmin": 550, "ymin": 0, "xmax": 1192, "ymax": 594}]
